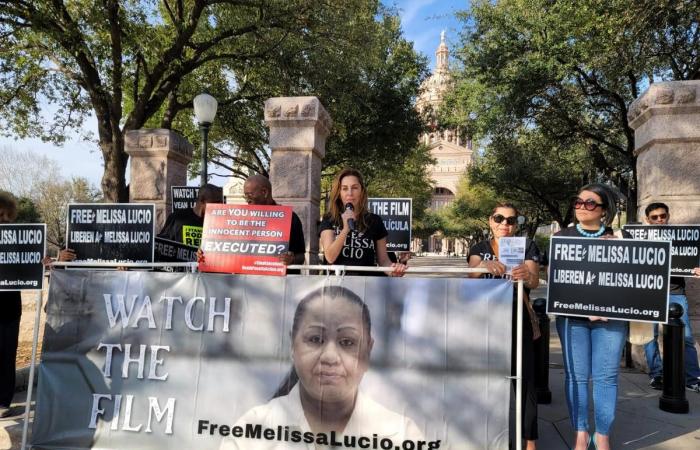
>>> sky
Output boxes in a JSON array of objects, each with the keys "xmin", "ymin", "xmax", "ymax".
[{"xmin": 0, "ymin": 1, "xmax": 467, "ymax": 189}]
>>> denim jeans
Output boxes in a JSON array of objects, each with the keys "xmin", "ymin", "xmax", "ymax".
[
  {"xmin": 556, "ymin": 317, "xmax": 628, "ymax": 436},
  {"xmin": 643, "ymin": 294, "xmax": 700, "ymax": 384}
]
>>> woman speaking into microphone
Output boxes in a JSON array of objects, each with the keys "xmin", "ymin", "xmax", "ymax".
[{"xmin": 319, "ymin": 168, "xmax": 405, "ymax": 276}]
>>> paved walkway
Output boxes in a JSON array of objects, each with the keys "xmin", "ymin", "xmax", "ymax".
[{"xmin": 2, "ymin": 256, "xmax": 699, "ymax": 449}]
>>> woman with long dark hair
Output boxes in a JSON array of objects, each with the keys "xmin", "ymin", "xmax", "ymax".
[
  {"xmin": 467, "ymin": 202, "xmax": 541, "ymax": 450},
  {"xmin": 319, "ymin": 168, "xmax": 405, "ymax": 276},
  {"xmin": 555, "ymin": 183, "xmax": 627, "ymax": 450},
  {"xmin": 220, "ymin": 286, "xmax": 422, "ymax": 449}
]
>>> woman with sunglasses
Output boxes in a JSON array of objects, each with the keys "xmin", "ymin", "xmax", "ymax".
[
  {"xmin": 468, "ymin": 202, "xmax": 541, "ymax": 450},
  {"xmin": 555, "ymin": 183, "xmax": 627, "ymax": 450}
]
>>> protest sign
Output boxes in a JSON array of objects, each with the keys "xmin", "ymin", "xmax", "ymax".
[
  {"xmin": 547, "ymin": 237, "xmax": 671, "ymax": 322},
  {"xmin": 154, "ymin": 237, "xmax": 198, "ymax": 263},
  {"xmin": 67, "ymin": 203, "xmax": 155, "ymax": 263},
  {"xmin": 198, "ymin": 204, "xmax": 292, "ymax": 276},
  {"xmin": 171, "ymin": 186, "xmax": 199, "ymax": 213},
  {"xmin": 33, "ymin": 271, "xmax": 513, "ymax": 449},
  {"xmin": 0, "ymin": 223, "xmax": 46, "ymax": 291},
  {"xmin": 368, "ymin": 198, "xmax": 412, "ymax": 251},
  {"xmin": 498, "ymin": 237, "xmax": 526, "ymax": 271},
  {"xmin": 623, "ymin": 224, "xmax": 700, "ymax": 277}
]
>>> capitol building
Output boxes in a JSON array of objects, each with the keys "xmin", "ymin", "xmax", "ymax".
[{"xmin": 414, "ymin": 32, "xmax": 474, "ymax": 255}]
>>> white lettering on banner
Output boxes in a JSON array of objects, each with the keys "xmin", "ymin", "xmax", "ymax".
[
  {"xmin": 552, "ymin": 269, "xmax": 585, "ymax": 284},
  {"xmin": 71, "ymin": 209, "xmax": 95, "ymax": 223},
  {"xmin": 202, "ymin": 241, "xmax": 285, "ymax": 255},
  {"xmin": 389, "ymin": 201, "xmax": 410, "ymax": 215},
  {"xmin": 0, "ymin": 229, "xmax": 17, "ymax": 244},
  {"xmin": 89, "ymin": 394, "xmax": 176, "ymax": 434},
  {"xmin": 96, "ymin": 344, "xmax": 170, "ymax": 380},
  {"xmin": 103, "ymin": 294, "xmax": 231, "ymax": 332}
]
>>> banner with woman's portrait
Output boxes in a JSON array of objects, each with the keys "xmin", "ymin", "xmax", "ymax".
[{"xmin": 32, "ymin": 271, "xmax": 514, "ymax": 450}]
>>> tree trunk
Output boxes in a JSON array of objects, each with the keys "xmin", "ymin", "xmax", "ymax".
[{"xmin": 100, "ymin": 132, "xmax": 129, "ymax": 202}]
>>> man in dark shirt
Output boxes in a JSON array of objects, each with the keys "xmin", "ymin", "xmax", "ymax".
[
  {"xmin": 0, "ymin": 191, "xmax": 21, "ymax": 417},
  {"xmin": 158, "ymin": 184, "xmax": 223, "ymax": 246},
  {"xmin": 243, "ymin": 175, "xmax": 305, "ymax": 267},
  {"xmin": 642, "ymin": 202, "xmax": 700, "ymax": 392}
]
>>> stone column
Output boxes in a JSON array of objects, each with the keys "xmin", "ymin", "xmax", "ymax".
[
  {"xmin": 264, "ymin": 97, "xmax": 332, "ymax": 265},
  {"xmin": 224, "ymin": 177, "xmax": 246, "ymax": 205},
  {"xmin": 125, "ymin": 129, "xmax": 193, "ymax": 230},
  {"xmin": 628, "ymin": 80, "xmax": 700, "ymax": 338}
]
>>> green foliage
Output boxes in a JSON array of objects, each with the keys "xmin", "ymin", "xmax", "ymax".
[
  {"xmin": 16, "ymin": 197, "xmax": 40, "ymax": 223},
  {"xmin": 0, "ymin": 1, "xmax": 427, "ymax": 202},
  {"xmin": 440, "ymin": 175, "xmax": 497, "ymax": 243},
  {"xmin": 442, "ymin": 0, "xmax": 700, "ymax": 225}
]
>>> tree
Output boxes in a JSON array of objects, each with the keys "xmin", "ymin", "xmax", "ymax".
[
  {"xmin": 443, "ymin": 0, "xmax": 700, "ymax": 222},
  {"xmin": 34, "ymin": 177, "xmax": 101, "ymax": 252},
  {"xmin": 0, "ymin": 146, "xmax": 61, "ymax": 198},
  {"xmin": 1, "ymin": 1, "xmax": 427, "ymax": 201},
  {"xmin": 440, "ymin": 175, "xmax": 497, "ymax": 247},
  {"xmin": 15, "ymin": 196, "xmax": 40, "ymax": 223}
]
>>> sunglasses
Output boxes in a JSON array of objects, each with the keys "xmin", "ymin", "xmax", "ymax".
[
  {"xmin": 573, "ymin": 198, "xmax": 604, "ymax": 211},
  {"xmin": 648, "ymin": 213, "xmax": 668, "ymax": 221},
  {"xmin": 491, "ymin": 214, "xmax": 517, "ymax": 225}
]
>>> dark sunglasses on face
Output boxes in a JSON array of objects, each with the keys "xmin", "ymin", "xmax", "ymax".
[
  {"xmin": 491, "ymin": 214, "xmax": 517, "ymax": 225},
  {"xmin": 573, "ymin": 198, "xmax": 604, "ymax": 211},
  {"xmin": 648, "ymin": 213, "xmax": 668, "ymax": 221}
]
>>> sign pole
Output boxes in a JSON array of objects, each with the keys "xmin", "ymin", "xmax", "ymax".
[
  {"xmin": 20, "ymin": 290, "xmax": 43, "ymax": 450},
  {"xmin": 516, "ymin": 280, "xmax": 524, "ymax": 450}
]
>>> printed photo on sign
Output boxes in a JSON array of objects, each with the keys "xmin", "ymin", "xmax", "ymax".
[
  {"xmin": 66, "ymin": 203, "xmax": 156, "ymax": 263},
  {"xmin": 368, "ymin": 198, "xmax": 412, "ymax": 251},
  {"xmin": 33, "ymin": 271, "xmax": 513, "ymax": 449},
  {"xmin": 199, "ymin": 204, "xmax": 292, "ymax": 276},
  {"xmin": 0, "ymin": 223, "xmax": 46, "ymax": 291},
  {"xmin": 546, "ymin": 236, "xmax": 671, "ymax": 322},
  {"xmin": 623, "ymin": 224, "xmax": 700, "ymax": 277},
  {"xmin": 171, "ymin": 186, "xmax": 200, "ymax": 213}
]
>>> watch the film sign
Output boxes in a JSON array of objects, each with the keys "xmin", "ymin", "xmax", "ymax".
[
  {"xmin": 368, "ymin": 198, "xmax": 412, "ymax": 251},
  {"xmin": 547, "ymin": 237, "xmax": 671, "ymax": 323},
  {"xmin": 171, "ymin": 186, "xmax": 199, "ymax": 213}
]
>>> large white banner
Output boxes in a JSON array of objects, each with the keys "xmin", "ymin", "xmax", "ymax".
[{"xmin": 32, "ymin": 271, "xmax": 513, "ymax": 449}]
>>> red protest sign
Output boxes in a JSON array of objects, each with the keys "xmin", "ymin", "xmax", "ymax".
[{"xmin": 199, "ymin": 204, "xmax": 292, "ymax": 276}]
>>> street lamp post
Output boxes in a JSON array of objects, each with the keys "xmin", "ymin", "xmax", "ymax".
[{"xmin": 193, "ymin": 93, "xmax": 218, "ymax": 187}]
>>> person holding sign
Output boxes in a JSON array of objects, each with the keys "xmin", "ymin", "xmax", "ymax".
[
  {"xmin": 641, "ymin": 202, "xmax": 700, "ymax": 392},
  {"xmin": 243, "ymin": 175, "xmax": 305, "ymax": 267},
  {"xmin": 467, "ymin": 202, "xmax": 541, "ymax": 450},
  {"xmin": 220, "ymin": 286, "xmax": 425, "ymax": 450},
  {"xmin": 159, "ymin": 183, "xmax": 223, "ymax": 246},
  {"xmin": 319, "ymin": 169, "xmax": 406, "ymax": 276},
  {"xmin": 554, "ymin": 183, "xmax": 627, "ymax": 450},
  {"xmin": 0, "ymin": 192, "xmax": 21, "ymax": 417}
]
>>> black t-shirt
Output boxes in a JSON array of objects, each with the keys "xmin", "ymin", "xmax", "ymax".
[
  {"xmin": 286, "ymin": 211, "xmax": 305, "ymax": 275},
  {"xmin": 0, "ymin": 291, "xmax": 21, "ymax": 324},
  {"xmin": 158, "ymin": 208, "xmax": 203, "ymax": 246},
  {"xmin": 318, "ymin": 213, "xmax": 388, "ymax": 273},
  {"xmin": 467, "ymin": 238, "xmax": 541, "ymax": 295}
]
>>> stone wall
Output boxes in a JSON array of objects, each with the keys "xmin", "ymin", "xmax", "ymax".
[{"xmin": 629, "ymin": 80, "xmax": 700, "ymax": 345}]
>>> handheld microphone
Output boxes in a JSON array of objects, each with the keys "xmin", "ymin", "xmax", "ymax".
[{"xmin": 345, "ymin": 203, "xmax": 356, "ymax": 231}]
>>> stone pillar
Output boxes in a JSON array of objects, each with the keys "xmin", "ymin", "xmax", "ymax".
[
  {"xmin": 125, "ymin": 129, "xmax": 193, "ymax": 230},
  {"xmin": 264, "ymin": 97, "xmax": 332, "ymax": 265},
  {"xmin": 628, "ymin": 80, "xmax": 700, "ymax": 339},
  {"xmin": 224, "ymin": 177, "xmax": 246, "ymax": 205}
]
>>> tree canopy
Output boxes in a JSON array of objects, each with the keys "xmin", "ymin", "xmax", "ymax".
[
  {"xmin": 441, "ymin": 0, "xmax": 700, "ymax": 224},
  {"xmin": 1, "ymin": 1, "xmax": 429, "ymax": 203}
]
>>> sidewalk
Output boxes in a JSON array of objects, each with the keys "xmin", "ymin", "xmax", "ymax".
[{"xmin": 532, "ymin": 285, "xmax": 700, "ymax": 450}]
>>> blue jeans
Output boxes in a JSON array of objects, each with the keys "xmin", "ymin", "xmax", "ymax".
[
  {"xmin": 556, "ymin": 317, "xmax": 628, "ymax": 436},
  {"xmin": 643, "ymin": 294, "xmax": 700, "ymax": 384}
]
